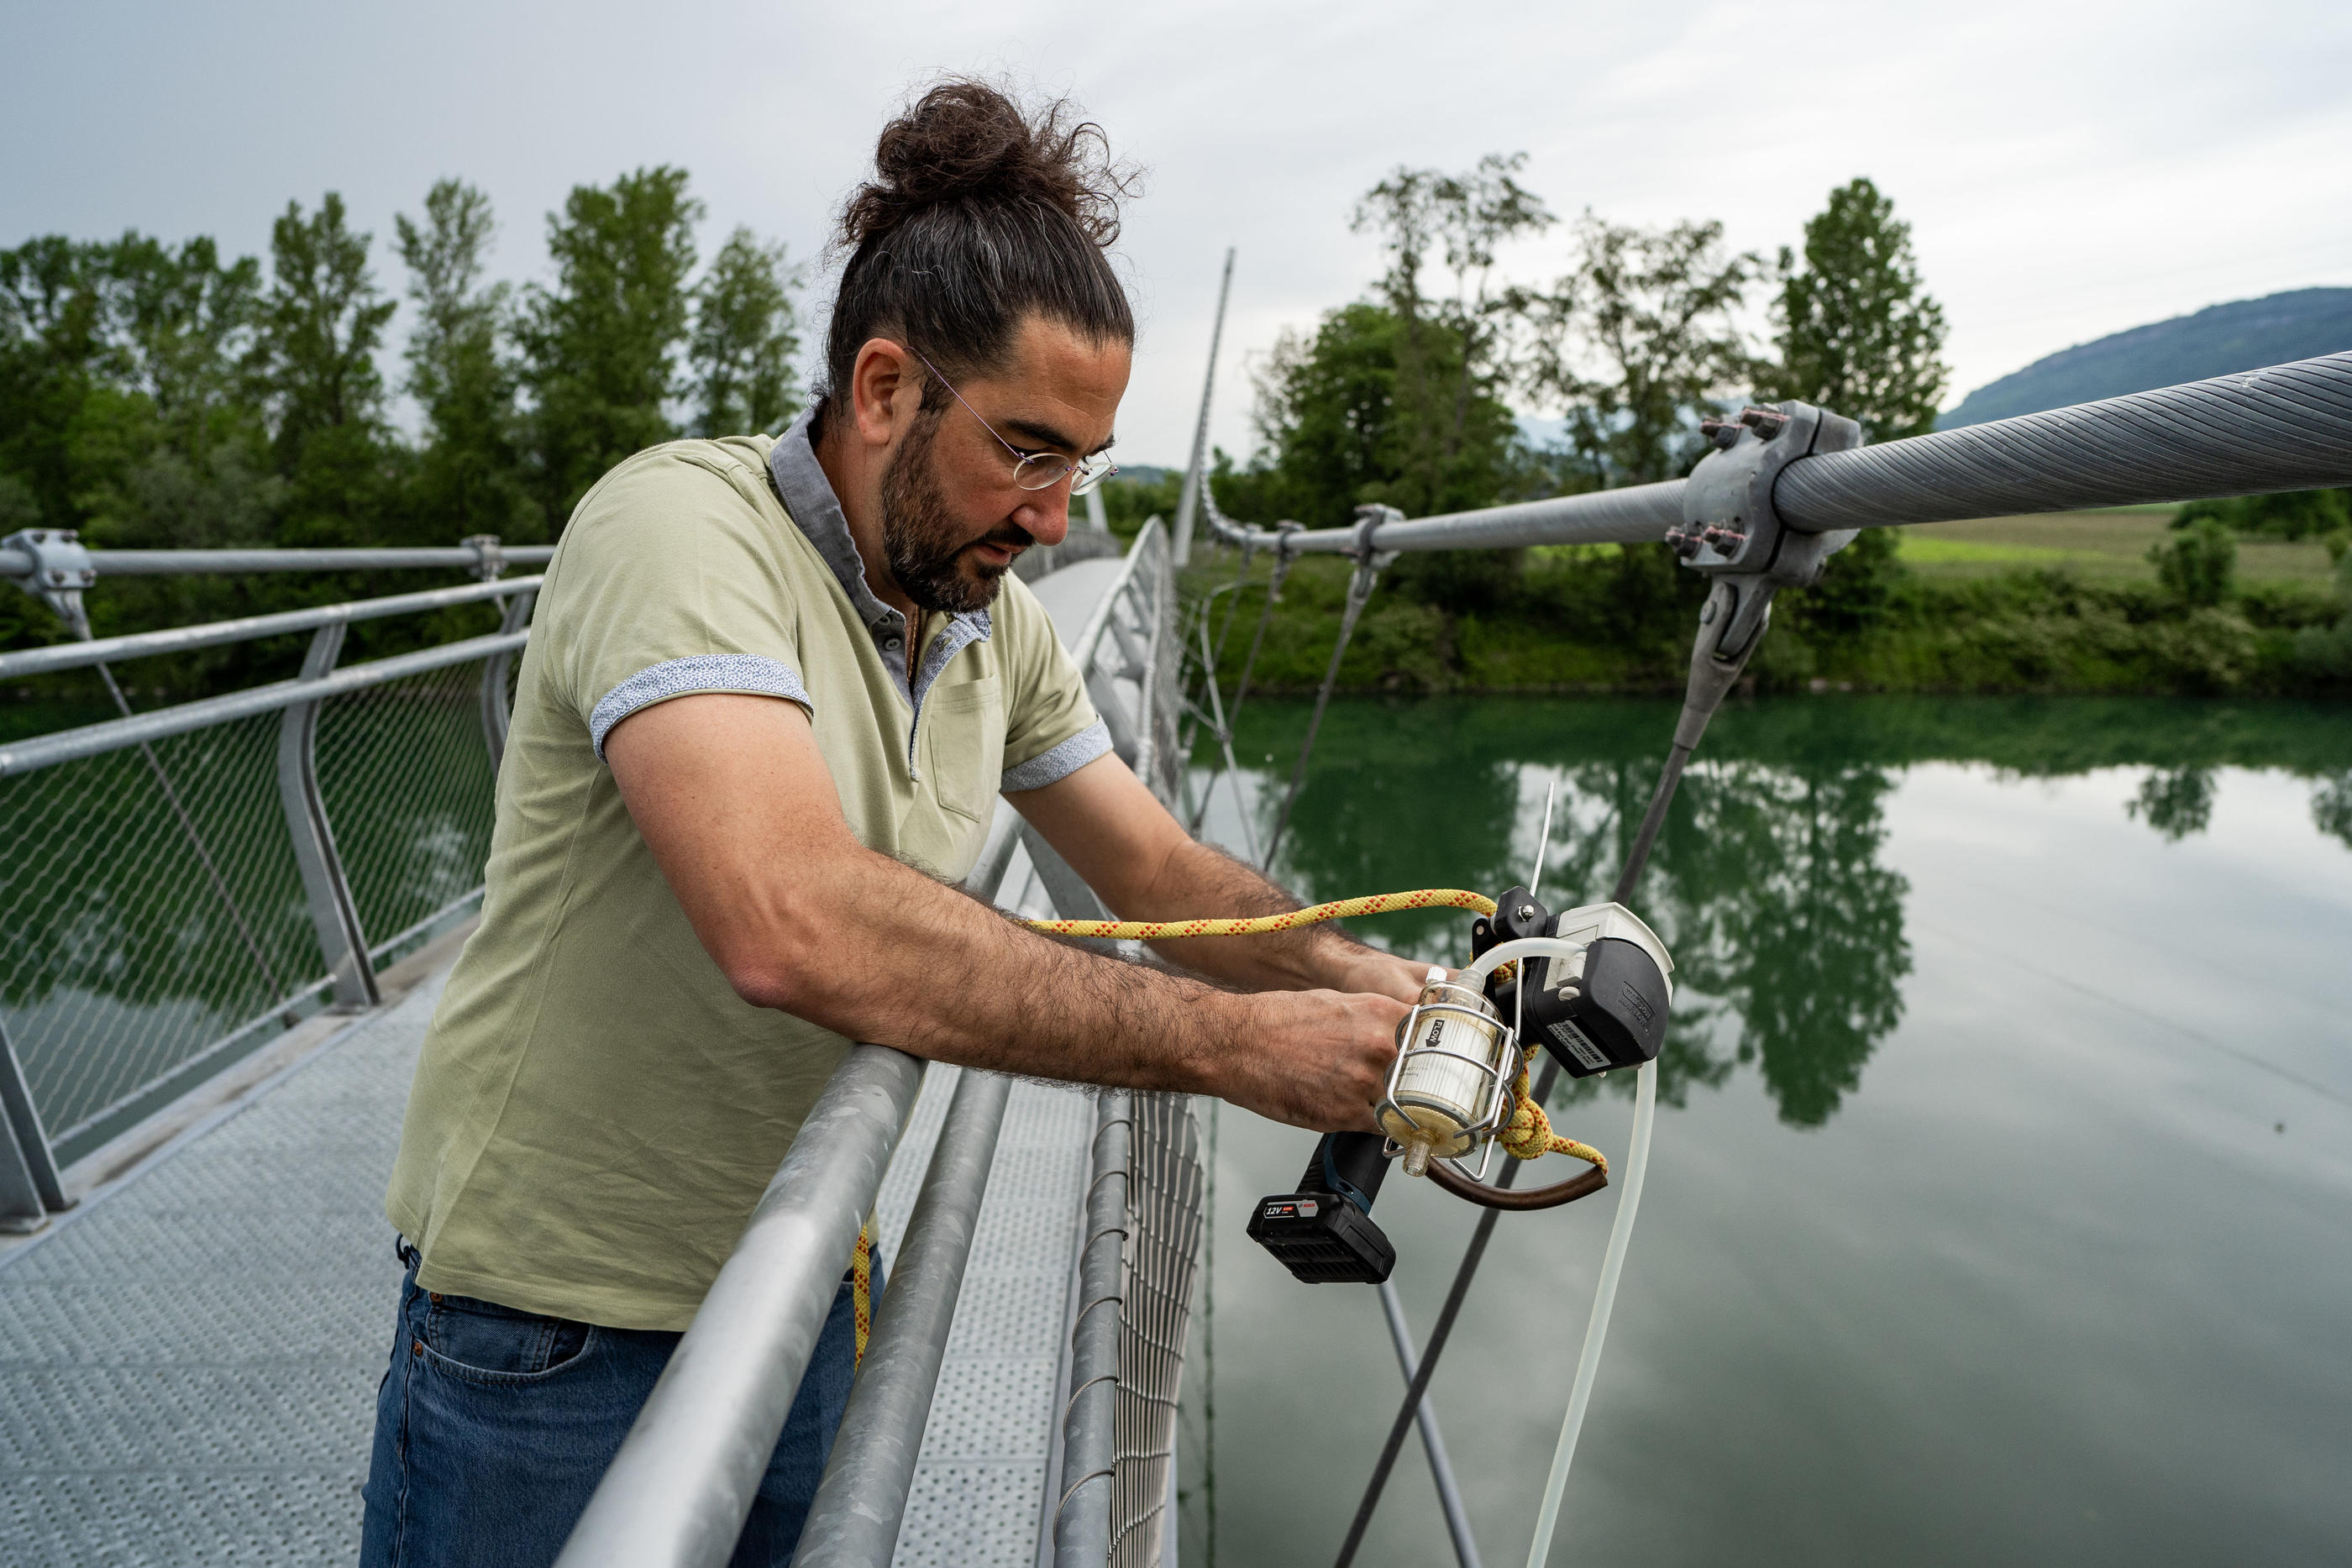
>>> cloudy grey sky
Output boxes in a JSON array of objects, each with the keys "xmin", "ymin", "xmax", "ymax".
[{"xmin": 8, "ymin": 0, "xmax": 2349, "ymax": 464}]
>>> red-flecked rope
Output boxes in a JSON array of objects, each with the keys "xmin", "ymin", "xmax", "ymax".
[
  {"xmin": 852, "ymin": 1222, "xmax": 872, "ymax": 1366},
  {"xmin": 1017, "ymin": 888, "xmax": 1497, "ymax": 941},
  {"xmin": 1021, "ymin": 889, "xmax": 1603, "ymax": 1174}
]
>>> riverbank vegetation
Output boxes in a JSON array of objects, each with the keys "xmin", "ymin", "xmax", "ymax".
[
  {"xmin": 1158, "ymin": 163, "xmax": 2351, "ymax": 697},
  {"xmin": 0, "ymin": 170, "xmax": 802, "ymax": 674}
]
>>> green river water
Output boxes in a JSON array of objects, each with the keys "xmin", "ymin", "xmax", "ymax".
[{"xmin": 1172, "ymin": 695, "xmax": 2352, "ymax": 1568}]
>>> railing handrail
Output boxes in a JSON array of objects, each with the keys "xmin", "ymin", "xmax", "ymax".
[
  {"xmin": 0, "ymin": 628, "xmax": 531, "ymax": 779},
  {"xmin": 1205, "ymin": 349, "xmax": 2352, "ymax": 555},
  {"xmin": 0, "ymin": 576, "xmax": 543, "ymax": 682},
  {"xmin": 0, "ymin": 543, "xmax": 557, "ymax": 579},
  {"xmin": 1071, "ymin": 517, "xmax": 1167, "ymax": 668}
]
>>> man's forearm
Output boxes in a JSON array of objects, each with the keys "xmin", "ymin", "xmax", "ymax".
[
  {"xmin": 1131, "ymin": 836, "xmax": 1419, "ymax": 997},
  {"xmin": 672, "ymin": 823, "xmax": 1396, "ymax": 1131},
  {"xmin": 608, "ymin": 695, "xmax": 1404, "ymax": 1131}
]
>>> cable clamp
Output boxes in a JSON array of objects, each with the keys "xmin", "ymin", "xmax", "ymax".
[{"xmin": 3, "ymin": 529, "xmax": 95, "ymax": 637}]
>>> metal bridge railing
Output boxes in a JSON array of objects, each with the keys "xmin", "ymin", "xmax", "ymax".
[{"xmin": 0, "ymin": 555, "xmax": 541, "ymax": 1230}]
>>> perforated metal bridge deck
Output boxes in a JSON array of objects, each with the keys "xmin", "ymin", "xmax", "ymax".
[{"xmin": 0, "ymin": 957, "xmax": 1095, "ymax": 1566}]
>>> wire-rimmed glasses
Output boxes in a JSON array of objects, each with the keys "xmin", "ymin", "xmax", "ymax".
[{"xmin": 910, "ymin": 348, "xmax": 1119, "ymax": 496}]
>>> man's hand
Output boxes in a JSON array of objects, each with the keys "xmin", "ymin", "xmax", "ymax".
[
  {"xmin": 605, "ymin": 692, "xmax": 1401, "ymax": 1131},
  {"xmin": 1221, "ymin": 989, "xmax": 1404, "ymax": 1133},
  {"xmin": 1326, "ymin": 948, "xmax": 1436, "ymax": 1007}
]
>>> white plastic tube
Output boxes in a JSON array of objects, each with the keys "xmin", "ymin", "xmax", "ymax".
[
  {"xmin": 1461, "ymin": 935, "xmax": 1586, "ymax": 986},
  {"xmin": 1523, "ymin": 1056, "xmax": 1658, "ymax": 1568}
]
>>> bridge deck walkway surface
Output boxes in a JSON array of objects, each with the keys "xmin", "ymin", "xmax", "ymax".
[{"xmin": 0, "ymin": 947, "xmax": 1089, "ymax": 1567}]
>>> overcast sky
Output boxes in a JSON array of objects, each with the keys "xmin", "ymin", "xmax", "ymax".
[{"xmin": 8, "ymin": 0, "xmax": 2349, "ymax": 466}]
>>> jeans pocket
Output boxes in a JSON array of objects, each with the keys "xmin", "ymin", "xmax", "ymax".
[{"xmin": 421, "ymin": 1293, "xmax": 595, "ymax": 1387}]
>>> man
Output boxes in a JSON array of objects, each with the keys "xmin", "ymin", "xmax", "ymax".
[{"xmin": 362, "ymin": 81, "xmax": 1420, "ymax": 1567}]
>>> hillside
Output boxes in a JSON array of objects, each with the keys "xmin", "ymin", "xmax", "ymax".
[{"xmin": 1942, "ymin": 286, "xmax": 2352, "ymax": 428}]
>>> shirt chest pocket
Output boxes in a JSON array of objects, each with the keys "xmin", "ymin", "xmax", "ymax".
[{"xmin": 921, "ymin": 676, "xmax": 1005, "ymax": 823}]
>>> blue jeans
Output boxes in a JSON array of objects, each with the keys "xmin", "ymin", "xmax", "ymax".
[{"xmin": 360, "ymin": 1243, "xmax": 873, "ymax": 1567}]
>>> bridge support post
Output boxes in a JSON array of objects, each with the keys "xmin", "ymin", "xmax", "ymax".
[
  {"xmin": 0, "ymin": 1014, "xmax": 66, "ymax": 1232},
  {"xmin": 480, "ymin": 589, "xmax": 535, "ymax": 770},
  {"xmin": 276, "ymin": 625, "xmax": 379, "ymax": 1011}
]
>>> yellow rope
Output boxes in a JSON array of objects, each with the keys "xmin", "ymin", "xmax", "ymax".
[
  {"xmin": 852, "ymin": 1222, "xmax": 872, "ymax": 1366},
  {"xmin": 1020, "ymin": 887, "xmax": 1605, "ymax": 1178},
  {"xmin": 1496, "ymin": 1062, "xmax": 1608, "ymax": 1174},
  {"xmin": 1017, "ymin": 888, "xmax": 1496, "ymax": 941}
]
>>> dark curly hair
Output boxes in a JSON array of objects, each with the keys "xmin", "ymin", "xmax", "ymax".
[{"xmin": 815, "ymin": 79, "xmax": 1138, "ymax": 433}]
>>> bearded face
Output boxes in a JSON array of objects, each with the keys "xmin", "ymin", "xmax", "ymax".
[{"xmin": 879, "ymin": 408, "xmax": 1034, "ymax": 615}]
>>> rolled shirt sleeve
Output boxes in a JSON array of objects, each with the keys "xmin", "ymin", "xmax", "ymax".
[{"xmin": 545, "ymin": 447, "xmax": 816, "ymax": 761}]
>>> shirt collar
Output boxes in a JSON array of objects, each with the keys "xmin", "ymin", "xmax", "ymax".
[{"xmin": 767, "ymin": 407, "xmax": 992, "ymax": 698}]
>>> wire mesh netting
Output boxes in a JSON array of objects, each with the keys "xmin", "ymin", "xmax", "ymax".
[
  {"xmin": 0, "ymin": 711, "xmax": 324, "ymax": 1155},
  {"xmin": 314, "ymin": 662, "xmax": 499, "ymax": 964},
  {"xmin": 1110, "ymin": 1088, "xmax": 1207, "ymax": 1568},
  {"xmin": 0, "ymin": 637, "xmax": 512, "ymax": 1167}
]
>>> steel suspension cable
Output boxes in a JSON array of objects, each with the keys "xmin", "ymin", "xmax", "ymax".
[
  {"xmin": 92, "ymin": 656, "xmax": 286, "ymax": 999},
  {"xmin": 1225, "ymin": 532, "xmax": 1299, "ymax": 730},
  {"xmin": 1261, "ymin": 550, "xmax": 1385, "ymax": 873}
]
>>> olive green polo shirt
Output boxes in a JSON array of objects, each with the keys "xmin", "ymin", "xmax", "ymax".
[{"xmin": 386, "ymin": 420, "xmax": 1105, "ymax": 1329}]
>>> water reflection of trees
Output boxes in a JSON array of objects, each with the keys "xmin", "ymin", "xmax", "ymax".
[
  {"xmin": 1258, "ymin": 701, "xmax": 1912, "ymax": 1128},
  {"xmin": 2129, "ymin": 767, "xmax": 2216, "ymax": 841},
  {"xmin": 1231, "ymin": 694, "xmax": 2352, "ymax": 1123}
]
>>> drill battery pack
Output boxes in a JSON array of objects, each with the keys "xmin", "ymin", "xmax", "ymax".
[
  {"xmin": 1246, "ymin": 1132, "xmax": 1398, "ymax": 1284},
  {"xmin": 1246, "ymin": 1188, "xmax": 1395, "ymax": 1284}
]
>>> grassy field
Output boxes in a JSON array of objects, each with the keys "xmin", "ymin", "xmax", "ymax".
[{"xmin": 1895, "ymin": 506, "xmax": 2340, "ymax": 586}]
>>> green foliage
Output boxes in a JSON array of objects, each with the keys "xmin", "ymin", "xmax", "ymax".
[
  {"xmin": 2291, "ymin": 546, "xmax": 2352, "ymax": 678},
  {"xmin": 2150, "ymin": 515, "xmax": 2236, "ymax": 605},
  {"xmin": 1195, "ymin": 548, "xmax": 2352, "ymax": 700},
  {"xmin": 396, "ymin": 180, "xmax": 537, "ymax": 544},
  {"xmin": 690, "ymin": 227, "xmax": 804, "ymax": 437},
  {"xmin": 2174, "ymin": 488, "xmax": 2351, "ymax": 542},
  {"xmin": 255, "ymin": 192, "xmax": 403, "ymax": 547},
  {"xmin": 1, "ymin": 162, "xmax": 805, "ymax": 663},
  {"xmin": 1095, "ymin": 467, "xmax": 1181, "ymax": 538},
  {"xmin": 1527, "ymin": 214, "xmax": 1762, "ymax": 486},
  {"xmin": 1766, "ymin": 177, "xmax": 1948, "ymax": 442},
  {"xmin": 1789, "ymin": 525, "xmax": 1906, "ymax": 640},
  {"xmin": 1349, "ymin": 154, "xmax": 1554, "ymax": 517},
  {"xmin": 518, "ymin": 165, "xmax": 702, "ymax": 522},
  {"xmin": 1236, "ymin": 301, "xmax": 1536, "ymax": 611}
]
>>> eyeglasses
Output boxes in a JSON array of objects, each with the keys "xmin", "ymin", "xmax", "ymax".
[{"xmin": 911, "ymin": 348, "xmax": 1119, "ymax": 497}]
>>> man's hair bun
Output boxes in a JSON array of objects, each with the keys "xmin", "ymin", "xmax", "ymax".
[
  {"xmin": 843, "ymin": 80, "xmax": 1132, "ymax": 251},
  {"xmin": 816, "ymin": 78, "xmax": 1139, "ymax": 429}
]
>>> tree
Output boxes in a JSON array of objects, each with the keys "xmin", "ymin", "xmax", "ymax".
[
  {"xmin": 0, "ymin": 238, "xmax": 114, "ymax": 529},
  {"xmin": 1767, "ymin": 177, "xmax": 1948, "ymax": 442},
  {"xmin": 1351, "ymin": 153, "xmax": 1553, "ymax": 517},
  {"xmin": 255, "ymin": 194, "xmax": 394, "ymax": 466},
  {"xmin": 104, "ymin": 233, "xmax": 265, "ymax": 468},
  {"xmin": 80, "ymin": 234, "xmax": 280, "ymax": 554},
  {"xmin": 1529, "ymin": 214, "xmax": 1762, "ymax": 487},
  {"xmin": 250, "ymin": 194, "xmax": 401, "ymax": 548},
  {"xmin": 519, "ymin": 166, "xmax": 701, "ymax": 523},
  {"xmin": 689, "ymin": 227, "xmax": 803, "ymax": 437},
  {"xmin": 396, "ymin": 180, "xmax": 537, "ymax": 543},
  {"xmin": 2151, "ymin": 514, "xmax": 2236, "ymax": 605}
]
